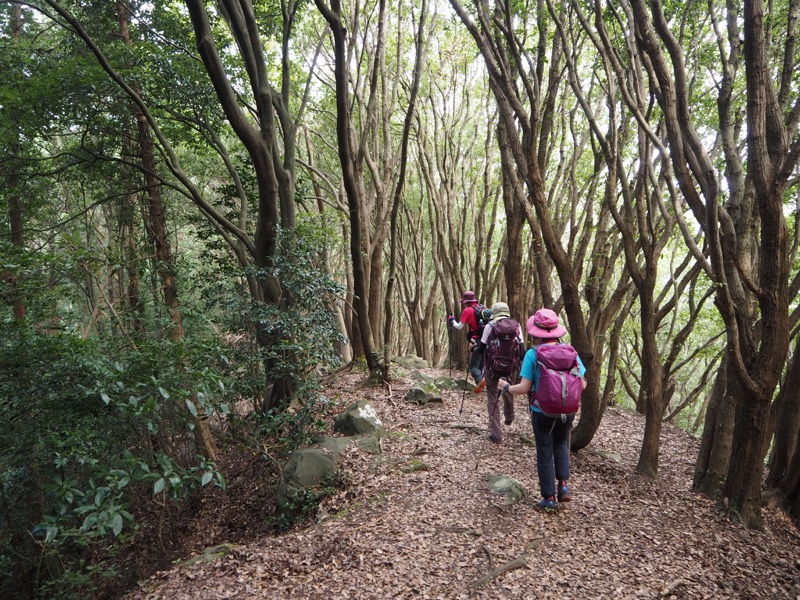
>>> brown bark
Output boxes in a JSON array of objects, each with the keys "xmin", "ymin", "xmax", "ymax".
[
  {"xmin": 118, "ymin": 0, "xmax": 216, "ymax": 460},
  {"xmin": 6, "ymin": 4, "xmax": 25, "ymax": 322},
  {"xmin": 7, "ymin": 193, "xmax": 25, "ymax": 322},
  {"xmin": 784, "ymin": 451, "xmax": 800, "ymax": 523},
  {"xmin": 622, "ymin": 0, "xmax": 792, "ymax": 527},
  {"xmin": 634, "ymin": 292, "xmax": 666, "ymax": 478},
  {"xmin": 449, "ymin": 0, "xmax": 610, "ymax": 450},
  {"xmin": 496, "ymin": 121, "xmax": 529, "ymax": 322},
  {"xmin": 382, "ymin": 0, "xmax": 427, "ymax": 380},
  {"xmin": 315, "ymin": 0, "xmax": 380, "ymax": 375},
  {"xmin": 767, "ymin": 336, "xmax": 800, "ymax": 489},
  {"xmin": 693, "ymin": 352, "xmax": 735, "ymax": 497}
]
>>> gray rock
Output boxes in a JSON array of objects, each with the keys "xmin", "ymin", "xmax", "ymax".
[
  {"xmin": 404, "ymin": 386, "xmax": 443, "ymax": 405},
  {"xmin": 393, "ymin": 355, "xmax": 429, "ymax": 369},
  {"xmin": 434, "ymin": 377, "xmax": 461, "ymax": 390},
  {"xmin": 453, "ymin": 377, "xmax": 475, "ymax": 391},
  {"xmin": 333, "ymin": 399, "xmax": 385, "ymax": 436},
  {"xmin": 487, "ymin": 474, "xmax": 526, "ymax": 505},
  {"xmin": 409, "ymin": 370, "xmax": 442, "ymax": 389},
  {"xmin": 358, "ymin": 433, "xmax": 383, "ymax": 454},
  {"xmin": 281, "ymin": 448, "xmax": 337, "ymax": 488},
  {"xmin": 276, "ymin": 448, "xmax": 338, "ymax": 519},
  {"xmin": 595, "ymin": 450, "xmax": 623, "ymax": 463},
  {"xmin": 314, "ymin": 435, "xmax": 353, "ymax": 458}
]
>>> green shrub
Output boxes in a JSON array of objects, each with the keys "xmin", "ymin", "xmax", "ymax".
[{"xmin": 0, "ymin": 323, "xmax": 226, "ymax": 599}]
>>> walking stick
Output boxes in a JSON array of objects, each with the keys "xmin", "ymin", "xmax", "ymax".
[
  {"xmin": 447, "ymin": 324, "xmax": 452, "ymax": 378},
  {"xmin": 458, "ymin": 362, "xmax": 470, "ymax": 414}
]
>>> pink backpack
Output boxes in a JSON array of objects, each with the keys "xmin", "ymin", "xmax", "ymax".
[{"xmin": 529, "ymin": 344, "xmax": 583, "ymax": 418}]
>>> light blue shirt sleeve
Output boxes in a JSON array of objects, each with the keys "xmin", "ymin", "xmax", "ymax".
[{"xmin": 520, "ymin": 347, "xmax": 538, "ymax": 383}]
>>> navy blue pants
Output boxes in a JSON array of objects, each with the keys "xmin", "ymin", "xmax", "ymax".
[
  {"xmin": 530, "ymin": 410, "xmax": 574, "ymax": 498},
  {"xmin": 469, "ymin": 345, "xmax": 483, "ymax": 384}
]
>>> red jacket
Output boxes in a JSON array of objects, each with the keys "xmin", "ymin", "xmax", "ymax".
[{"xmin": 458, "ymin": 303, "xmax": 480, "ymax": 339}]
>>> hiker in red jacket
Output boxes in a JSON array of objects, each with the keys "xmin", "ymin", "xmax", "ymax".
[{"xmin": 447, "ymin": 290, "xmax": 484, "ymax": 385}]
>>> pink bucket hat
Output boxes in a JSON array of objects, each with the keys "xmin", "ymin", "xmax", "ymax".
[
  {"xmin": 460, "ymin": 290, "xmax": 477, "ymax": 304},
  {"xmin": 526, "ymin": 308, "xmax": 567, "ymax": 339}
]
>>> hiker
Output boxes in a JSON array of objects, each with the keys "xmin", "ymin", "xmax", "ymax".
[
  {"xmin": 475, "ymin": 302, "xmax": 523, "ymax": 444},
  {"xmin": 447, "ymin": 290, "xmax": 485, "ymax": 386},
  {"xmin": 499, "ymin": 308, "xmax": 587, "ymax": 510}
]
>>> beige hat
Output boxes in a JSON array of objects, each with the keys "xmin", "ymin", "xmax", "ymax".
[{"xmin": 490, "ymin": 302, "xmax": 511, "ymax": 321}]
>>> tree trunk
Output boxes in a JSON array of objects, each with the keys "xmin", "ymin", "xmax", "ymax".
[
  {"xmin": 635, "ymin": 295, "xmax": 666, "ymax": 478},
  {"xmin": 7, "ymin": 193, "xmax": 25, "ymax": 322},
  {"xmin": 767, "ymin": 337, "xmax": 800, "ymax": 489},
  {"xmin": 721, "ymin": 384, "xmax": 773, "ymax": 528},
  {"xmin": 781, "ymin": 428, "xmax": 800, "ymax": 522},
  {"xmin": 693, "ymin": 352, "xmax": 735, "ymax": 497},
  {"xmin": 118, "ymin": 0, "xmax": 217, "ymax": 460},
  {"xmin": 315, "ymin": 0, "xmax": 380, "ymax": 375},
  {"xmin": 6, "ymin": 5, "xmax": 25, "ymax": 322},
  {"xmin": 496, "ymin": 120, "xmax": 526, "ymax": 321},
  {"xmin": 382, "ymin": 0, "xmax": 427, "ymax": 380}
]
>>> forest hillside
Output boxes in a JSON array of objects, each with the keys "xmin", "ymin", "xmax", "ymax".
[
  {"xmin": 127, "ymin": 366, "xmax": 800, "ymax": 600},
  {"xmin": 5, "ymin": 0, "xmax": 800, "ymax": 597}
]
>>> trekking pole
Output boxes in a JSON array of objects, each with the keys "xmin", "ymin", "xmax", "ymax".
[
  {"xmin": 458, "ymin": 364, "xmax": 470, "ymax": 414},
  {"xmin": 447, "ymin": 326, "xmax": 452, "ymax": 378},
  {"xmin": 458, "ymin": 374, "xmax": 469, "ymax": 413}
]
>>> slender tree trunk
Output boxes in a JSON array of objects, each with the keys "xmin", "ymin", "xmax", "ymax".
[
  {"xmin": 315, "ymin": 0, "xmax": 380, "ymax": 375},
  {"xmin": 694, "ymin": 352, "xmax": 735, "ymax": 497},
  {"xmin": 635, "ymin": 316, "xmax": 666, "ymax": 477},
  {"xmin": 118, "ymin": 0, "xmax": 217, "ymax": 460},
  {"xmin": 7, "ymin": 5, "xmax": 25, "ymax": 322},
  {"xmin": 122, "ymin": 199, "xmax": 144, "ymax": 333},
  {"xmin": 382, "ymin": 0, "xmax": 427, "ymax": 380},
  {"xmin": 7, "ymin": 193, "xmax": 25, "ymax": 322},
  {"xmin": 496, "ymin": 121, "xmax": 526, "ymax": 321},
  {"xmin": 766, "ymin": 336, "xmax": 800, "ymax": 489},
  {"xmin": 780, "ymin": 423, "xmax": 800, "ymax": 521}
]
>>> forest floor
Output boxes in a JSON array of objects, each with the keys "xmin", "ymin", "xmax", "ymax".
[{"xmin": 125, "ymin": 365, "xmax": 800, "ymax": 600}]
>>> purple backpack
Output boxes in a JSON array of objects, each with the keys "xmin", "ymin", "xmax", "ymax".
[
  {"xmin": 484, "ymin": 318, "xmax": 523, "ymax": 376},
  {"xmin": 529, "ymin": 344, "xmax": 583, "ymax": 417}
]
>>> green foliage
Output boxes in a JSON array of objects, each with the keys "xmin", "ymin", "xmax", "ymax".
[
  {"xmin": 250, "ymin": 222, "xmax": 346, "ymax": 402},
  {"xmin": 257, "ymin": 395, "xmax": 333, "ymax": 458},
  {"xmin": 0, "ymin": 323, "xmax": 227, "ymax": 598}
]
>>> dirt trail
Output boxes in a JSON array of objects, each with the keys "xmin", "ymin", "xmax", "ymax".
[{"xmin": 129, "ymin": 368, "xmax": 800, "ymax": 599}]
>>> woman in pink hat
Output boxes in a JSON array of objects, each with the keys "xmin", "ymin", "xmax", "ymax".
[{"xmin": 499, "ymin": 308, "xmax": 587, "ymax": 510}]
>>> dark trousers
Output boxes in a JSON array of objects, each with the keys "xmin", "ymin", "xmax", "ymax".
[
  {"xmin": 530, "ymin": 410, "xmax": 574, "ymax": 498},
  {"xmin": 469, "ymin": 345, "xmax": 483, "ymax": 384}
]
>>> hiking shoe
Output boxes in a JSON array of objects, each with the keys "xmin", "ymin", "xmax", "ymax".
[
  {"xmin": 504, "ymin": 415, "xmax": 514, "ymax": 426},
  {"xmin": 557, "ymin": 482, "xmax": 572, "ymax": 502},
  {"xmin": 473, "ymin": 379, "xmax": 486, "ymax": 393},
  {"xmin": 488, "ymin": 434, "xmax": 502, "ymax": 444},
  {"xmin": 539, "ymin": 496, "xmax": 557, "ymax": 511}
]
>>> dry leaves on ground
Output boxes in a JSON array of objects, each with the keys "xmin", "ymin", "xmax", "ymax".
[{"xmin": 129, "ymin": 367, "xmax": 800, "ymax": 600}]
